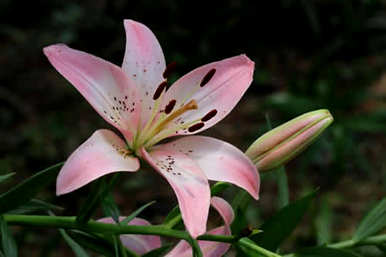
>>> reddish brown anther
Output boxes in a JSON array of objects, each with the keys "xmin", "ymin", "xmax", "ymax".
[
  {"xmin": 153, "ymin": 81, "xmax": 168, "ymax": 100},
  {"xmin": 201, "ymin": 109, "xmax": 218, "ymax": 122},
  {"xmin": 200, "ymin": 68, "xmax": 216, "ymax": 87},
  {"xmin": 163, "ymin": 61, "xmax": 177, "ymax": 78},
  {"xmin": 188, "ymin": 122, "xmax": 205, "ymax": 132},
  {"xmin": 165, "ymin": 99, "xmax": 177, "ymax": 114}
]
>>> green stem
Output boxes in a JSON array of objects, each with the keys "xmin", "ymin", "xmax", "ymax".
[
  {"xmin": 4, "ymin": 214, "xmax": 187, "ymax": 238},
  {"xmin": 239, "ymin": 238, "xmax": 282, "ymax": 257},
  {"xmin": 197, "ymin": 234, "xmax": 238, "ymax": 243},
  {"xmin": 283, "ymin": 234, "xmax": 386, "ymax": 257}
]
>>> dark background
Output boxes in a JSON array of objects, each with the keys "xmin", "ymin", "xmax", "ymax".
[{"xmin": 1, "ymin": 0, "xmax": 386, "ymax": 256}]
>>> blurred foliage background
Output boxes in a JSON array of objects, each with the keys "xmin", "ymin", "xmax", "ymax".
[{"xmin": 1, "ymin": 0, "xmax": 386, "ymax": 256}]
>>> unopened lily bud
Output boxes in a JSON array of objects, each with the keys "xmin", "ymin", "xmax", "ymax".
[{"xmin": 245, "ymin": 109, "xmax": 333, "ymax": 172}]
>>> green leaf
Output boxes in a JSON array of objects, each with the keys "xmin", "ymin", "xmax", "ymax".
[
  {"xmin": 0, "ymin": 173, "xmax": 15, "ymax": 184},
  {"xmin": 237, "ymin": 238, "xmax": 277, "ymax": 257},
  {"xmin": 0, "ymin": 251, "xmax": 4, "ymax": 257},
  {"xmin": 353, "ymin": 198, "xmax": 386, "ymax": 242},
  {"xmin": 275, "ymin": 167, "xmax": 289, "ymax": 209},
  {"xmin": 69, "ymin": 231, "xmax": 115, "ymax": 257},
  {"xmin": 251, "ymin": 190, "xmax": 318, "ymax": 251},
  {"xmin": 314, "ymin": 197, "xmax": 332, "ymax": 245},
  {"xmin": 119, "ymin": 201, "xmax": 156, "ymax": 225},
  {"xmin": 211, "ymin": 182, "xmax": 231, "ymax": 196},
  {"xmin": 102, "ymin": 193, "xmax": 121, "ymax": 224},
  {"xmin": 59, "ymin": 229, "xmax": 89, "ymax": 257},
  {"xmin": 231, "ymin": 190, "xmax": 253, "ymax": 235},
  {"xmin": 77, "ymin": 174, "xmax": 119, "ymax": 224},
  {"xmin": 0, "ymin": 216, "xmax": 17, "ymax": 257},
  {"xmin": 294, "ymin": 246, "xmax": 361, "ymax": 257},
  {"xmin": 141, "ymin": 244, "xmax": 173, "ymax": 257},
  {"xmin": 8, "ymin": 199, "xmax": 63, "ymax": 214},
  {"xmin": 0, "ymin": 162, "xmax": 63, "ymax": 214}
]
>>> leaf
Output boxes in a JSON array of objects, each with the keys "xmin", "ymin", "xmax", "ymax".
[
  {"xmin": 294, "ymin": 246, "xmax": 361, "ymax": 257},
  {"xmin": 77, "ymin": 174, "xmax": 119, "ymax": 224},
  {"xmin": 163, "ymin": 206, "xmax": 180, "ymax": 225},
  {"xmin": 0, "ymin": 173, "xmax": 15, "ymax": 184},
  {"xmin": 8, "ymin": 199, "xmax": 63, "ymax": 214},
  {"xmin": 0, "ymin": 216, "xmax": 17, "ymax": 257},
  {"xmin": 353, "ymin": 197, "xmax": 386, "ymax": 242},
  {"xmin": 59, "ymin": 229, "xmax": 89, "ymax": 257},
  {"xmin": 69, "ymin": 231, "xmax": 115, "ymax": 257},
  {"xmin": 237, "ymin": 238, "xmax": 271, "ymax": 257},
  {"xmin": 119, "ymin": 201, "xmax": 156, "ymax": 225},
  {"xmin": 231, "ymin": 190, "xmax": 252, "ymax": 235},
  {"xmin": 0, "ymin": 162, "xmax": 63, "ymax": 214},
  {"xmin": 251, "ymin": 190, "xmax": 318, "ymax": 251},
  {"xmin": 141, "ymin": 244, "xmax": 173, "ymax": 257},
  {"xmin": 102, "ymin": 193, "xmax": 121, "ymax": 224},
  {"xmin": 314, "ymin": 197, "xmax": 332, "ymax": 245},
  {"xmin": 275, "ymin": 166, "xmax": 289, "ymax": 209}
]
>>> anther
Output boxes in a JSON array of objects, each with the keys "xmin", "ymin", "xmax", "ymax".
[
  {"xmin": 200, "ymin": 68, "xmax": 216, "ymax": 87},
  {"xmin": 201, "ymin": 109, "xmax": 218, "ymax": 122},
  {"xmin": 188, "ymin": 122, "xmax": 205, "ymax": 132},
  {"xmin": 165, "ymin": 99, "xmax": 177, "ymax": 114},
  {"xmin": 153, "ymin": 81, "xmax": 168, "ymax": 100},
  {"xmin": 163, "ymin": 61, "xmax": 177, "ymax": 78}
]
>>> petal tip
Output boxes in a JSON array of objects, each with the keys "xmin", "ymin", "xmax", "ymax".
[{"xmin": 43, "ymin": 44, "xmax": 69, "ymax": 57}]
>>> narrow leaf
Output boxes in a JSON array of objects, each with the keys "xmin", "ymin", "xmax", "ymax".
[
  {"xmin": 77, "ymin": 174, "xmax": 119, "ymax": 224},
  {"xmin": 8, "ymin": 199, "xmax": 63, "ymax": 214},
  {"xmin": 275, "ymin": 166, "xmax": 289, "ymax": 209},
  {"xmin": 231, "ymin": 190, "xmax": 252, "ymax": 235},
  {"xmin": 251, "ymin": 190, "xmax": 317, "ymax": 251},
  {"xmin": 294, "ymin": 246, "xmax": 361, "ymax": 257},
  {"xmin": 119, "ymin": 201, "xmax": 156, "ymax": 225},
  {"xmin": 59, "ymin": 229, "xmax": 89, "ymax": 257},
  {"xmin": 237, "ymin": 238, "xmax": 277, "ymax": 257},
  {"xmin": 353, "ymin": 198, "xmax": 386, "ymax": 242},
  {"xmin": 0, "ymin": 216, "xmax": 17, "ymax": 257},
  {"xmin": 314, "ymin": 198, "xmax": 332, "ymax": 245},
  {"xmin": 102, "ymin": 193, "xmax": 121, "ymax": 223},
  {"xmin": 69, "ymin": 231, "xmax": 115, "ymax": 257},
  {"xmin": 0, "ymin": 173, "xmax": 15, "ymax": 184},
  {"xmin": 0, "ymin": 162, "xmax": 63, "ymax": 214}
]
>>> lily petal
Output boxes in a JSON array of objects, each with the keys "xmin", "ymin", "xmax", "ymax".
[
  {"xmin": 157, "ymin": 136, "xmax": 260, "ymax": 200},
  {"xmin": 140, "ymin": 147, "xmax": 210, "ymax": 238},
  {"xmin": 166, "ymin": 197, "xmax": 234, "ymax": 257},
  {"xmin": 122, "ymin": 20, "xmax": 166, "ymax": 126},
  {"xmin": 43, "ymin": 44, "xmax": 140, "ymax": 142},
  {"xmin": 98, "ymin": 217, "xmax": 161, "ymax": 255},
  {"xmin": 163, "ymin": 55, "xmax": 254, "ymax": 136},
  {"xmin": 57, "ymin": 129, "xmax": 139, "ymax": 195}
]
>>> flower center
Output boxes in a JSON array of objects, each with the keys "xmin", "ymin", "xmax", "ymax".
[{"xmin": 132, "ymin": 67, "xmax": 218, "ymax": 152}]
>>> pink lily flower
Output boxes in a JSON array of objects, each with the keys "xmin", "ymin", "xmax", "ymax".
[
  {"xmin": 43, "ymin": 19, "xmax": 259, "ymax": 237},
  {"xmin": 99, "ymin": 197, "xmax": 234, "ymax": 257}
]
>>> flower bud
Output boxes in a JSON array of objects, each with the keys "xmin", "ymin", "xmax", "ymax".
[{"xmin": 245, "ymin": 109, "xmax": 333, "ymax": 172}]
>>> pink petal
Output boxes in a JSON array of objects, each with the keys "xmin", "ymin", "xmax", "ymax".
[
  {"xmin": 162, "ymin": 55, "xmax": 254, "ymax": 135},
  {"xmin": 122, "ymin": 20, "xmax": 166, "ymax": 127},
  {"xmin": 140, "ymin": 147, "xmax": 210, "ymax": 238},
  {"xmin": 43, "ymin": 44, "xmax": 140, "ymax": 142},
  {"xmin": 98, "ymin": 217, "xmax": 161, "ymax": 255},
  {"xmin": 166, "ymin": 197, "xmax": 234, "ymax": 257},
  {"xmin": 56, "ymin": 129, "xmax": 139, "ymax": 195},
  {"xmin": 210, "ymin": 197, "xmax": 234, "ymax": 226},
  {"xmin": 157, "ymin": 136, "xmax": 260, "ymax": 200}
]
